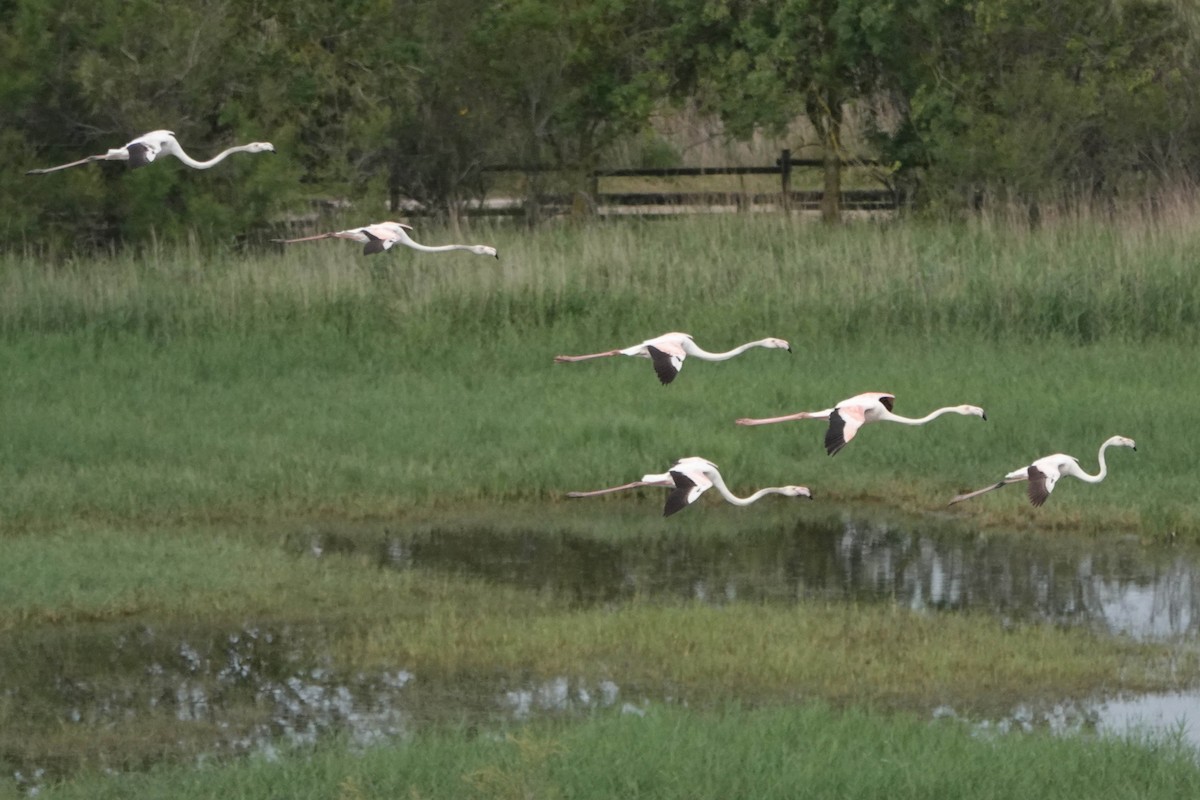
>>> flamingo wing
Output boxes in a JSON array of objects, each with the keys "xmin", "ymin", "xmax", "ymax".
[
  {"xmin": 646, "ymin": 343, "xmax": 686, "ymax": 385},
  {"xmin": 126, "ymin": 142, "xmax": 155, "ymax": 168},
  {"xmin": 361, "ymin": 230, "xmax": 388, "ymax": 255},
  {"xmin": 825, "ymin": 405, "xmax": 867, "ymax": 455},
  {"xmin": 1026, "ymin": 465, "xmax": 1058, "ymax": 507},
  {"xmin": 664, "ymin": 469, "xmax": 712, "ymax": 517}
]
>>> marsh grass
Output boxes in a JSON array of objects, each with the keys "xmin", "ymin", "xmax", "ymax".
[
  {"xmin": 2, "ymin": 208, "xmax": 1199, "ymax": 535},
  {"xmin": 4, "ymin": 208, "xmax": 1200, "ymax": 794},
  {"xmin": 1, "ymin": 521, "xmax": 1189, "ymax": 714},
  {"xmin": 16, "ymin": 704, "xmax": 1200, "ymax": 800}
]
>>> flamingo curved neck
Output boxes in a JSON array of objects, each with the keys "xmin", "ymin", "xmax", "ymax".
[
  {"xmin": 684, "ymin": 340, "xmax": 770, "ymax": 362},
  {"xmin": 879, "ymin": 406, "xmax": 964, "ymax": 426},
  {"xmin": 1073, "ymin": 443, "xmax": 1113, "ymax": 483},
  {"xmin": 392, "ymin": 229, "xmax": 472, "ymax": 253},
  {"xmin": 708, "ymin": 471, "xmax": 779, "ymax": 506},
  {"xmin": 171, "ymin": 144, "xmax": 255, "ymax": 169}
]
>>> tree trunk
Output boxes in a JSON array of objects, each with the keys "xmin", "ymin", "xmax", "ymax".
[{"xmin": 819, "ymin": 99, "xmax": 843, "ymax": 224}]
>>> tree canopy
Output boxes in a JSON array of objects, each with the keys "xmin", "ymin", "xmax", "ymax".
[{"xmin": 2, "ymin": 0, "xmax": 1198, "ymax": 248}]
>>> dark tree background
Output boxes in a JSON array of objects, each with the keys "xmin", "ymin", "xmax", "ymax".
[{"xmin": 2, "ymin": 0, "xmax": 1197, "ymax": 248}]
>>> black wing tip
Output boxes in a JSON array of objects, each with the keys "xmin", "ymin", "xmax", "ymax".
[
  {"xmin": 127, "ymin": 142, "xmax": 152, "ymax": 169},
  {"xmin": 824, "ymin": 410, "xmax": 846, "ymax": 455},
  {"xmin": 1027, "ymin": 466, "xmax": 1050, "ymax": 507},
  {"xmin": 646, "ymin": 346, "xmax": 678, "ymax": 385},
  {"xmin": 662, "ymin": 471, "xmax": 695, "ymax": 516}
]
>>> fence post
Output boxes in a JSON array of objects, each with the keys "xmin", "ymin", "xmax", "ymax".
[{"xmin": 778, "ymin": 149, "xmax": 792, "ymax": 213}]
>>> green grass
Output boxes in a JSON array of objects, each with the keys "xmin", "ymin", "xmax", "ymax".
[
  {"xmin": 0, "ymin": 311, "xmax": 1193, "ymax": 536},
  {"xmin": 15, "ymin": 704, "xmax": 1200, "ymax": 800},
  {"xmin": 4, "ymin": 210, "xmax": 1200, "ymax": 792}
]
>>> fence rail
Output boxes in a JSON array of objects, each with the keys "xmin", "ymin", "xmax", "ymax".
[{"xmin": 470, "ymin": 150, "xmax": 898, "ymax": 217}]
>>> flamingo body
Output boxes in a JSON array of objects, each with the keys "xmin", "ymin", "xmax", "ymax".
[
  {"xmin": 566, "ymin": 456, "xmax": 812, "ymax": 517},
  {"xmin": 737, "ymin": 392, "xmax": 986, "ymax": 455},
  {"xmin": 948, "ymin": 435, "xmax": 1137, "ymax": 507},
  {"xmin": 26, "ymin": 130, "xmax": 275, "ymax": 174},
  {"xmin": 555, "ymin": 332, "xmax": 790, "ymax": 385},
  {"xmin": 272, "ymin": 220, "xmax": 498, "ymax": 258}
]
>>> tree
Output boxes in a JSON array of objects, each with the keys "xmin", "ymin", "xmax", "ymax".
[
  {"xmin": 878, "ymin": 0, "xmax": 1200, "ymax": 210},
  {"xmin": 666, "ymin": 0, "xmax": 900, "ymax": 222},
  {"xmin": 472, "ymin": 0, "xmax": 671, "ymax": 221}
]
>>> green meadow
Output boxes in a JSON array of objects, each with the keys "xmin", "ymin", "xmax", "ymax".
[
  {"xmin": 3, "ymin": 208, "xmax": 1200, "ymax": 795},
  {"xmin": 1, "ymin": 209, "xmax": 1196, "ymax": 534}
]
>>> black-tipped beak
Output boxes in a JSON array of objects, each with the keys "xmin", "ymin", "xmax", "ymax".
[
  {"xmin": 787, "ymin": 346, "xmax": 792, "ymax": 353},
  {"xmin": 1133, "ymin": 446, "xmax": 1138, "ymax": 452},
  {"xmin": 982, "ymin": 412, "xmax": 988, "ymax": 421}
]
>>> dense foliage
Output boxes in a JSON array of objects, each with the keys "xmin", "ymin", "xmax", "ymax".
[{"xmin": 2, "ymin": 0, "xmax": 1198, "ymax": 246}]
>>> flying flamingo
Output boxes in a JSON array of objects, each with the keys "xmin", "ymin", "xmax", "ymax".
[
  {"xmin": 566, "ymin": 456, "xmax": 812, "ymax": 517},
  {"xmin": 26, "ymin": 130, "xmax": 275, "ymax": 174},
  {"xmin": 554, "ymin": 332, "xmax": 790, "ymax": 385},
  {"xmin": 948, "ymin": 435, "xmax": 1136, "ymax": 507},
  {"xmin": 271, "ymin": 221, "xmax": 498, "ymax": 258},
  {"xmin": 736, "ymin": 392, "xmax": 986, "ymax": 455}
]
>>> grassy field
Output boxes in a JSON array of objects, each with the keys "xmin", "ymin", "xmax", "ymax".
[
  {"xmin": 3, "ymin": 208, "xmax": 1200, "ymax": 794},
  {"xmin": 1, "ymin": 209, "xmax": 1197, "ymax": 535},
  {"xmin": 15, "ymin": 704, "xmax": 1200, "ymax": 800}
]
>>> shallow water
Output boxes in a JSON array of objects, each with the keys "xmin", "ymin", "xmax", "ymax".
[
  {"xmin": 296, "ymin": 514, "xmax": 1200, "ymax": 639},
  {"xmin": 5, "ymin": 513, "xmax": 1200, "ymax": 790}
]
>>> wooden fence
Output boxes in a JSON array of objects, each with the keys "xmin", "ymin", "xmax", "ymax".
[{"xmin": 471, "ymin": 149, "xmax": 899, "ymax": 217}]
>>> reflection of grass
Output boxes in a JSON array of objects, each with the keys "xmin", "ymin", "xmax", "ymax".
[
  {"xmin": 1, "ymin": 523, "xmax": 1190, "ymax": 713},
  {"xmin": 2, "ymin": 516, "xmax": 1198, "ymax": 789},
  {"xmin": 26, "ymin": 704, "xmax": 1200, "ymax": 799}
]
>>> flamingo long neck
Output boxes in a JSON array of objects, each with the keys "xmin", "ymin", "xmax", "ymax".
[
  {"xmin": 684, "ymin": 340, "xmax": 770, "ymax": 362},
  {"xmin": 1072, "ymin": 442, "xmax": 1113, "ymax": 483},
  {"xmin": 171, "ymin": 143, "xmax": 257, "ymax": 169},
  {"xmin": 879, "ymin": 406, "xmax": 963, "ymax": 426},
  {"xmin": 393, "ymin": 228, "xmax": 474, "ymax": 253},
  {"xmin": 707, "ymin": 471, "xmax": 781, "ymax": 506}
]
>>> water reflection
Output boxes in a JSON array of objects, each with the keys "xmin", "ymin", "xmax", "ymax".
[
  {"xmin": 7, "ymin": 513, "xmax": 1200, "ymax": 791},
  {"xmin": 0, "ymin": 622, "xmax": 642, "ymax": 791},
  {"xmin": 942, "ymin": 691, "xmax": 1200, "ymax": 753},
  {"xmin": 296, "ymin": 516, "xmax": 1200, "ymax": 640}
]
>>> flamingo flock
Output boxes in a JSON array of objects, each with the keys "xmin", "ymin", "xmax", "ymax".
[
  {"xmin": 26, "ymin": 130, "xmax": 499, "ymax": 260},
  {"xmin": 25, "ymin": 129, "xmax": 1136, "ymax": 518}
]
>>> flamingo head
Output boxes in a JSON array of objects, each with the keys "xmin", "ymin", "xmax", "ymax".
[
  {"xmin": 763, "ymin": 337, "xmax": 791, "ymax": 352},
  {"xmin": 243, "ymin": 142, "xmax": 276, "ymax": 153},
  {"xmin": 1106, "ymin": 435, "xmax": 1137, "ymax": 452},
  {"xmin": 781, "ymin": 486, "xmax": 813, "ymax": 499},
  {"xmin": 470, "ymin": 245, "xmax": 499, "ymax": 259},
  {"xmin": 958, "ymin": 405, "xmax": 987, "ymax": 421}
]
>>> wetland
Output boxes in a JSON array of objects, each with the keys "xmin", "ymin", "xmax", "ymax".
[{"xmin": 3, "ymin": 214, "xmax": 1200, "ymax": 796}]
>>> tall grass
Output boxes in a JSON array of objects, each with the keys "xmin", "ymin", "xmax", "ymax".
[
  {"xmin": 3, "ymin": 201, "xmax": 1198, "ymax": 344},
  {"xmin": 1, "ymin": 205, "xmax": 1198, "ymax": 535}
]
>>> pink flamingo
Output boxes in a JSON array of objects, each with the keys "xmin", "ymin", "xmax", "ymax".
[
  {"xmin": 737, "ymin": 392, "xmax": 986, "ymax": 455},
  {"xmin": 554, "ymin": 331, "xmax": 790, "ymax": 385},
  {"xmin": 271, "ymin": 221, "xmax": 498, "ymax": 258},
  {"xmin": 948, "ymin": 435, "xmax": 1136, "ymax": 507},
  {"xmin": 566, "ymin": 456, "xmax": 812, "ymax": 517},
  {"xmin": 26, "ymin": 130, "xmax": 274, "ymax": 174}
]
